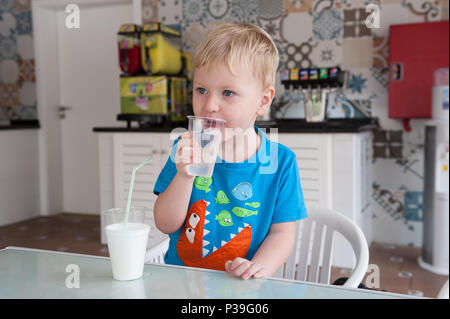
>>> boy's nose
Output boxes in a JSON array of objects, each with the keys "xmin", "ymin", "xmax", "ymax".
[{"xmin": 203, "ymin": 94, "xmax": 220, "ymax": 114}]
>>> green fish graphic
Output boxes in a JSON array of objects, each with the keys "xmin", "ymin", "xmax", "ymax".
[
  {"xmin": 232, "ymin": 206, "xmax": 258, "ymax": 218},
  {"xmin": 194, "ymin": 176, "xmax": 212, "ymax": 193},
  {"xmin": 245, "ymin": 202, "xmax": 260, "ymax": 208},
  {"xmin": 215, "ymin": 210, "xmax": 233, "ymax": 227},
  {"xmin": 215, "ymin": 190, "xmax": 230, "ymax": 205}
]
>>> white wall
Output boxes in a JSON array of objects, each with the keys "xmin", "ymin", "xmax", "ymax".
[{"xmin": 0, "ymin": 130, "xmax": 40, "ymax": 226}]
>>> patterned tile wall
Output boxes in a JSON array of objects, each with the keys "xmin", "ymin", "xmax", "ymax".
[
  {"xmin": 142, "ymin": 0, "xmax": 449, "ymax": 247},
  {"xmin": 0, "ymin": 0, "xmax": 36, "ymax": 121}
]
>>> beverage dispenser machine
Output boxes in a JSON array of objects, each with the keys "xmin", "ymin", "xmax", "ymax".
[{"xmin": 418, "ymin": 68, "xmax": 449, "ymax": 275}]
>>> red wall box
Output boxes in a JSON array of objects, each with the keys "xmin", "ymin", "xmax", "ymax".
[{"xmin": 389, "ymin": 21, "xmax": 449, "ymax": 119}]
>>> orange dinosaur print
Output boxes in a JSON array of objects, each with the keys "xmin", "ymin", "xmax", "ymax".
[{"xmin": 176, "ymin": 199, "xmax": 252, "ymax": 271}]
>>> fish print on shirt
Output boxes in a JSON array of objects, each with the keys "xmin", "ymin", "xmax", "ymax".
[{"xmin": 176, "ymin": 199, "xmax": 252, "ymax": 271}]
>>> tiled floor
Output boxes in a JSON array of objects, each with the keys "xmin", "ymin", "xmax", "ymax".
[{"xmin": 0, "ymin": 213, "xmax": 448, "ymax": 298}]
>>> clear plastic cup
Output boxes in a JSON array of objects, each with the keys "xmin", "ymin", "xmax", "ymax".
[
  {"xmin": 187, "ymin": 115, "xmax": 226, "ymax": 177},
  {"xmin": 102, "ymin": 207, "xmax": 150, "ymax": 281}
]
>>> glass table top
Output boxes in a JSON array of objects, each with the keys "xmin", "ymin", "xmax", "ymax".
[{"xmin": 0, "ymin": 247, "xmax": 416, "ymax": 299}]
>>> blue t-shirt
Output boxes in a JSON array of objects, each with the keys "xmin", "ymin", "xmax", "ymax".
[{"xmin": 153, "ymin": 126, "xmax": 307, "ymax": 270}]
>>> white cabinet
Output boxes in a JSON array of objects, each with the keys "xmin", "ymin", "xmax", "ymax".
[
  {"xmin": 98, "ymin": 130, "xmax": 372, "ymax": 269},
  {"xmin": 0, "ymin": 130, "xmax": 40, "ymax": 226},
  {"xmin": 273, "ymin": 132, "xmax": 372, "ymax": 269}
]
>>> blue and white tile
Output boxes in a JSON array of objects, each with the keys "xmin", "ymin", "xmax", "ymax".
[
  {"xmin": 0, "ymin": 12, "xmax": 16, "ymax": 37},
  {"xmin": 142, "ymin": 0, "xmax": 158, "ymax": 23},
  {"xmin": 14, "ymin": 10, "xmax": 32, "ymax": 35},
  {"xmin": 19, "ymin": 104, "xmax": 37, "ymax": 119},
  {"xmin": 0, "ymin": 36, "xmax": 17, "ymax": 59},
  {"xmin": 228, "ymin": 0, "xmax": 258, "ymax": 23},
  {"xmin": 282, "ymin": 12, "xmax": 313, "ymax": 44},
  {"xmin": 181, "ymin": 21, "xmax": 207, "ymax": 55},
  {"xmin": 312, "ymin": 9, "xmax": 342, "ymax": 41},
  {"xmin": 346, "ymin": 68, "xmax": 370, "ymax": 96},
  {"xmin": 0, "ymin": 0, "xmax": 14, "ymax": 12},
  {"xmin": 404, "ymin": 191, "xmax": 424, "ymax": 222},
  {"xmin": 19, "ymin": 82, "xmax": 35, "ymax": 106},
  {"xmin": 310, "ymin": 39, "xmax": 342, "ymax": 68},
  {"xmin": 16, "ymin": 34, "xmax": 33, "ymax": 59},
  {"xmin": 206, "ymin": 0, "xmax": 230, "ymax": 19},
  {"xmin": 159, "ymin": 0, "xmax": 182, "ymax": 24},
  {"xmin": 0, "ymin": 59, "xmax": 18, "ymax": 83},
  {"xmin": 182, "ymin": 0, "xmax": 208, "ymax": 25},
  {"xmin": 257, "ymin": 0, "xmax": 284, "ymax": 18},
  {"xmin": 256, "ymin": 14, "xmax": 286, "ymax": 44}
]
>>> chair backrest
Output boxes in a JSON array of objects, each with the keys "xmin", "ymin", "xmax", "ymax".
[
  {"xmin": 437, "ymin": 279, "xmax": 449, "ymax": 299},
  {"xmin": 145, "ymin": 238, "xmax": 169, "ymax": 264},
  {"xmin": 276, "ymin": 204, "xmax": 369, "ymax": 288}
]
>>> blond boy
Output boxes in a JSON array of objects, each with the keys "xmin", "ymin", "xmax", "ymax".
[{"xmin": 153, "ymin": 23, "xmax": 307, "ymax": 279}]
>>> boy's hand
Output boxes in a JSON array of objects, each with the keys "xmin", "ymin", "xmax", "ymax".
[
  {"xmin": 174, "ymin": 132, "xmax": 200, "ymax": 179},
  {"xmin": 225, "ymin": 257, "xmax": 266, "ymax": 280}
]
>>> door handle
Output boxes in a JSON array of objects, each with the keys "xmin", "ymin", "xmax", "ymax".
[{"xmin": 58, "ymin": 105, "xmax": 72, "ymax": 119}]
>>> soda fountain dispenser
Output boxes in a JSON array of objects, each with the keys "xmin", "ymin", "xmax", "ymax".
[{"xmin": 280, "ymin": 67, "xmax": 349, "ymax": 122}]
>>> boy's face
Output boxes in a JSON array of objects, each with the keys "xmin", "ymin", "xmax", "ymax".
[{"xmin": 192, "ymin": 62, "xmax": 274, "ymax": 131}]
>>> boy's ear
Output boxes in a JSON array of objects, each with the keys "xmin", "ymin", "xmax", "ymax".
[{"xmin": 256, "ymin": 86, "xmax": 275, "ymax": 116}]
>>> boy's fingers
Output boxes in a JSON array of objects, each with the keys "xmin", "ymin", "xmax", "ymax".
[
  {"xmin": 229, "ymin": 257, "xmax": 246, "ymax": 271},
  {"xmin": 225, "ymin": 258, "xmax": 246, "ymax": 276},
  {"xmin": 252, "ymin": 269, "xmax": 266, "ymax": 279},
  {"xmin": 181, "ymin": 131, "xmax": 192, "ymax": 139},
  {"xmin": 175, "ymin": 146, "xmax": 192, "ymax": 163},
  {"xmin": 225, "ymin": 260, "xmax": 233, "ymax": 272},
  {"xmin": 242, "ymin": 262, "xmax": 262, "ymax": 280},
  {"xmin": 230, "ymin": 259, "xmax": 253, "ymax": 277}
]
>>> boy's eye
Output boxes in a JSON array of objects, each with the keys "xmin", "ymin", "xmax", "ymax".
[
  {"xmin": 196, "ymin": 87, "xmax": 207, "ymax": 94},
  {"xmin": 223, "ymin": 90, "xmax": 234, "ymax": 97}
]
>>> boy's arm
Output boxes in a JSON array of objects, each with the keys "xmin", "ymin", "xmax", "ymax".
[
  {"xmin": 225, "ymin": 221, "xmax": 296, "ymax": 279},
  {"xmin": 154, "ymin": 132, "xmax": 198, "ymax": 234},
  {"xmin": 154, "ymin": 173, "xmax": 195, "ymax": 234},
  {"xmin": 251, "ymin": 221, "xmax": 296, "ymax": 276}
]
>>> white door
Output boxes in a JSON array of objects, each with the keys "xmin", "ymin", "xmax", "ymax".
[{"xmin": 56, "ymin": 2, "xmax": 134, "ymax": 214}]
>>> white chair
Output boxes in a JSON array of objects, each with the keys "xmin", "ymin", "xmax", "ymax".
[
  {"xmin": 275, "ymin": 204, "xmax": 369, "ymax": 288},
  {"xmin": 437, "ymin": 279, "xmax": 449, "ymax": 299},
  {"xmin": 145, "ymin": 238, "xmax": 169, "ymax": 264}
]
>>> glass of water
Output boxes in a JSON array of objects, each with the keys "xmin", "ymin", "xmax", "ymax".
[{"xmin": 187, "ymin": 115, "xmax": 226, "ymax": 177}]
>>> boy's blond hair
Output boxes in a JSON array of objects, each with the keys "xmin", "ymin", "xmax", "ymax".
[{"xmin": 193, "ymin": 22, "xmax": 279, "ymax": 89}]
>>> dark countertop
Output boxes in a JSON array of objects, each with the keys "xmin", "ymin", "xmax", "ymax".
[
  {"xmin": 0, "ymin": 120, "xmax": 40, "ymax": 131},
  {"xmin": 93, "ymin": 118, "xmax": 379, "ymax": 133}
]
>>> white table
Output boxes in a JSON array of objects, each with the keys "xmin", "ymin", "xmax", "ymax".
[{"xmin": 0, "ymin": 247, "xmax": 418, "ymax": 299}]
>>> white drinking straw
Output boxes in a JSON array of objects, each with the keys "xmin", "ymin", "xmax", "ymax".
[{"xmin": 125, "ymin": 156, "xmax": 153, "ymax": 227}]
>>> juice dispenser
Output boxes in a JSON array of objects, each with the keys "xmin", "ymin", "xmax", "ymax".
[
  {"xmin": 118, "ymin": 24, "xmax": 142, "ymax": 75},
  {"xmin": 140, "ymin": 23, "xmax": 182, "ymax": 75},
  {"xmin": 120, "ymin": 75, "xmax": 188, "ymax": 122}
]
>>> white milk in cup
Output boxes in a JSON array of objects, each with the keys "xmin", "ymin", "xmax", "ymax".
[{"xmin": 103, "ymin": 207, "xmax": 150, "ymax": 281}]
